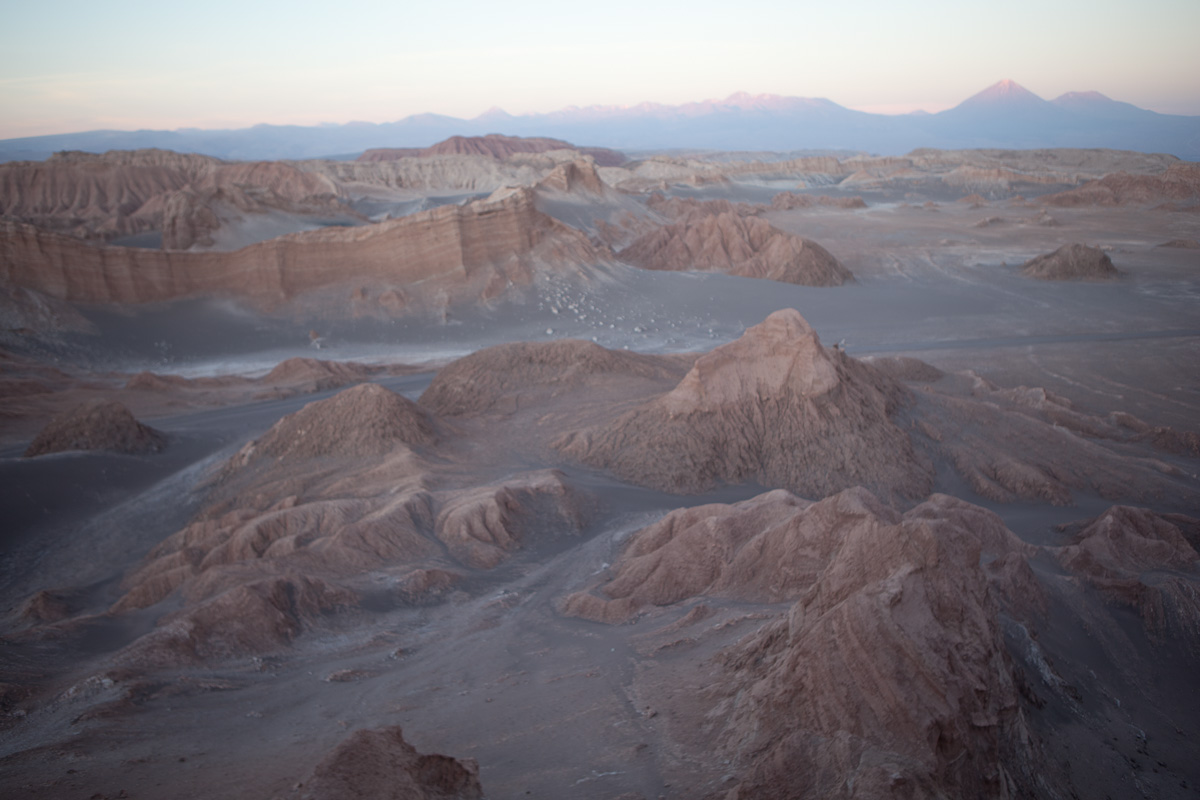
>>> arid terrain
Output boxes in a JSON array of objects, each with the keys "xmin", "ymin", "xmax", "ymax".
[{"xmin": 1, "ymin": 138, "xmax": 1199, "ymax": 799}]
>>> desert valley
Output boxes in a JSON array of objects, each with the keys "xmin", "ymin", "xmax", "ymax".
[{"xmin": 1, "ymin": 122, "xmax": 1199, "ymax": 799}]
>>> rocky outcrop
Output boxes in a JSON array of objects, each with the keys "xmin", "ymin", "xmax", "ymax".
[
  {"xmin": 564, "ymin": 488, "xmax": 1033, "ymax": 797},
  {"xmin": 563, "ymin": 487, "xmax": 1029, "ymax": 623},
  {"xmin": 555, "ymin": 309, "xmax": 931, "ymax": 500},
  {"xmin": 302, "ymin": 725, "xmax": 483, "ymax": 800},
  {"xmin": 1020, "ymin": 243, "xmax": 1119, "ymax": 280},
  {"xmin": 108, "ymin": 380, "xmax": 592, "ymax": 624},
  {"xmin": 160, "ymin": 161, "xmax": 351, "ymax": 249},
  {"xmin": 246, "ymin": 382, "xmax": 436, "ymax": 462},
  {"xmin": 160, "ymin": 187, "xmax": 222, "ymax": 249},
  {"xmin": 534, "ymin": 159, "xmax": 608, "ymax": 195},
  {"xmin": 618, "ymin": 212, "xmax": 853, "ymax": 286},
  {"xmin": 1055, "ymin": 506, "xmax": 1200, "ymax": 643},
  {"xmin": 709, "ymin": 491, "xmax": 1030, "ymax": 799},
  {"xmin": 359, "ymin": 133, "xmax": 624, "ymax": 167},
  {"xmin": 433, "ymin": 470, "xmax": 589, "ymax": 569},
  {"xmin": 1, "ymin": 189, "xmax": 605, "ymax": 310},
  {"xmin": 23, "ymin": 399, "xmax": 166, "ymax": 457},
  {"xmin": 117, "ymin": 575, "xmax": 359, "ymax": 667}
]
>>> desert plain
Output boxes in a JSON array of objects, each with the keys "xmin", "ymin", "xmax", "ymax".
[{"xmin": 1, "ymin": 140, "xmax": 1199, "ymax": 799}]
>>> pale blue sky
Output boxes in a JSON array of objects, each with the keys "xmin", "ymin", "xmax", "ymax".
[{"xmin": 1, "ymin": 0, "xmax": 1197, "ymax": 138}]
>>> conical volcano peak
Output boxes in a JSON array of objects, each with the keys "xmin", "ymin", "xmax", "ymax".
[{"xmin": 958, "ymin": 79, "xmax": 1047, "ymax": 108}]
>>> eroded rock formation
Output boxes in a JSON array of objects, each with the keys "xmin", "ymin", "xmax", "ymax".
[
  {"xmin": 618, "ymin": 211, "xmax": 853, "ymax": 286},
  {"xmin": 246, "ymin": 382, "xmax": 437, "ymax": 461},
  {"xmin": 555, "ymin": 309, "xmax": 930, "ymax": 500},
  {"xmin": 302, "ymin": 725, "xmax": 483, "ymax": 800},
  {"xmin": 1020, "ymin": 243, "xmax": 1119, "ymax": 280},
  {"xmin": 1056, "ymin": 506, "xmax": 1200, "ymax": 643},
  {"xmin": 23, "ymin": 399, "xmax": 166, "ymax": 457},
  {"xmin": 563, "ymin": 487, "xmax": 1034, "ymax": 798}
]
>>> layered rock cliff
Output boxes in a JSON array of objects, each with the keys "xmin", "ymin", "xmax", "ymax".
[{"xmin": 1, "ymin": 189, "xmax": 605, "ymax": 310}]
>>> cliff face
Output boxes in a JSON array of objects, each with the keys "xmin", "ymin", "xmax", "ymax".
[
  {"xmin": 1, "ymin": 189, "xmax": 604, "ymax": 309},
  {"xmin": 0, "ymin": 157, "xmax": 195, "ymax": 239}
]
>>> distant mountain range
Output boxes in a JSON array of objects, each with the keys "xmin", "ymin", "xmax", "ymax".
[{"xmin": 3, "ymin": 80, "xmax": 1198, "ymax": 162}]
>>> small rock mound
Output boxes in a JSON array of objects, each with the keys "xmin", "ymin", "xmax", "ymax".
[
  {"xmin": 23, "ymin": 399, "xmax": 167, "ymax": 457},
  {"xmin": 555, "ymin": 309, "xmax": 931, "ymax": 500},
  {"xmin": 1157, "ymin": 238, "xmax": 1200, "ymax": 249},
  {"xmin": 251, "ymin": 383, "xmax": 436, "ymax": 460},
  {"xmin": 302, "ymin": 725, "xmax": 483, "ymax": 800},
  {"xmin": 618, "ymin": 212, "xmax": 854, "ymax": 286},
  {"xmin": 1020, "ymin": 243, "xmax": 1119, "ymax": 280},
  {"xmin": 260, "ymin": 357, "xmax": 376, "ymax": 390},
  {"xmin": 421, "ymin": 339, "xmax": 681, "ymax": 417}
]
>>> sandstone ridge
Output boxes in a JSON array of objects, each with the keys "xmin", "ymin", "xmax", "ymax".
[{"xmin": 1, "ymin": 189, "xmax": 605, "ymax": 311}]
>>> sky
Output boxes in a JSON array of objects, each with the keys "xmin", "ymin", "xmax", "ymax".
[{"xmin": 1, "ymin": 0, "xmax": 1198, "ymax": 139}]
